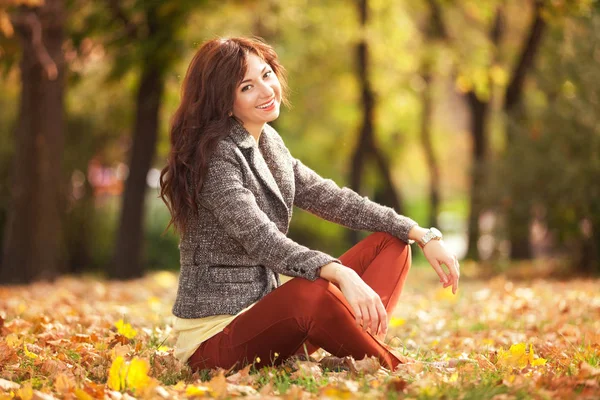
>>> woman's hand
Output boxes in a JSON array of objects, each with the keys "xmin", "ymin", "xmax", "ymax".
[
  {"xmin": 422, "ymin": 240, "xmax": 460, "ymax": 294},
  {"xmin": 320, "ymin": 263, "xmax": 387, "ymax": 338}
]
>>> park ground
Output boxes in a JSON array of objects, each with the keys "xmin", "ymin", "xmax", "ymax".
[{"xmin": 0, "ymin": 263, "xmax": 599, "ymax": 399}]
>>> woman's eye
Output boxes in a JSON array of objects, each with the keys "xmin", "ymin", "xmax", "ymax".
[
  {"xmin": 241, "ymin": 85, "xmax": 251, "ymax": 92},
  {"xmin": 264, "ymin": 70, "xmax": 273, "ymax": 78}
]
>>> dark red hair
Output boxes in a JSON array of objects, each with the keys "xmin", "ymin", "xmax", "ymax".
[{"xmin": 159, "ymin": 37, "xmax": 289, "ymax": 234}]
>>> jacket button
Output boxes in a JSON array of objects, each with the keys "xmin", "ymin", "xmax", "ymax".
[{"xmin": 300, "ymin": 268, "xmax": 306, "ymax": 273}]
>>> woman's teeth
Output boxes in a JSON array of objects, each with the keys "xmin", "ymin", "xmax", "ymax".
[{"xmin": 257, "ymin": 99, "xmax": 275, "ymax": 109}]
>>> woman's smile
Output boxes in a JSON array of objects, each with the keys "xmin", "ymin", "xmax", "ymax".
[
  {"xmin": 257, "ymin": 97, "xmax": 276, "ymax": 110},
  {"xmin": 232, "ymin": 53, "xmax": 282, "ymax": 140}
]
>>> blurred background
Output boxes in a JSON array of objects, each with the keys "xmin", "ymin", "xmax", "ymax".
[{"xmin": 0, "ymin": 0, "xmax": 598, "ymax": 284}]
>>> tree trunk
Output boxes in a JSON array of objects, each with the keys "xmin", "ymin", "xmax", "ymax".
[
  {"xmin": 504, "ymin": 1, "xmax": 546, "ymax": 260},
  {"xmin": 108, "ymin": 63, "xmax": 164, "ymax": 279},
  {"xmin": 348, "ymin": 0, "xmax": 404, "ymax": 245},
  {"xmin": 464, "ymin": 92, "xmax": 489, "ymax": 260},
  {"xmin": 0, "ymin": 1, "xmax": 66, "ymax": 284},
  {"xmin": 419, "ymin": 66, "xmax": 440, "ymax": 228}
]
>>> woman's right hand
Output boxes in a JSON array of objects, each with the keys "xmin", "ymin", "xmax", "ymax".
[{"xmin": 321, "ymin": 263, "xmax": 388, "ymax": 338}]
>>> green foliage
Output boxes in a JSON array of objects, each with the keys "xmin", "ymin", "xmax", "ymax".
[{"xmin": 489, "ymin": 11, "xmax": 600, "ymax": 272}]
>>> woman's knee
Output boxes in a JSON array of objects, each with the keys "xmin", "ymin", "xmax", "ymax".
[
  {"xmin": 372, "ymin": 232, "xmax": 412, "ymax": 263},
  {"xmin": 279, "ymin": 277, "xmax": 330, "ymax": 310},
  {"xmin": 281, "ymin": 277, "xmax": 351, "ymax": 318}
]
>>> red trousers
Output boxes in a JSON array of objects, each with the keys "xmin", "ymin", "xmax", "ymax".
[{"xmin": 188, "ymin": 232, "xmax": 411, "ymax": 371}]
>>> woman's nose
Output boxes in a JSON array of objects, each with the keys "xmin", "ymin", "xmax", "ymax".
[{"xmin": 259, "ymin": 81, "xmax": 274, "ymax": 98}]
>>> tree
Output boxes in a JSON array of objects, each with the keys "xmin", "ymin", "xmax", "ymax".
[
  {"xmin": 424, "ymin": 0, "xmax": 546, "ymax": 260},
  {"xmin": 502, "ymin": 1, "xmax": 546, "ymax": 260},
  {"xmin": 0, "ymin": 0, "xmax": 67, "ymax": 283},
  {"xmin": 97, "ymin": 0, "xmax": 200, "ymax": 279},
  {"xmin": 348, "ymin": 0, "xmax": 405, "ymax": 245}
]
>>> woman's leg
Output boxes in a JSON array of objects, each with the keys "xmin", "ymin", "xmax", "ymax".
[
  {"xmin": 188, "ymin": 232, "xmax": 411, "ymax": 371},
  {"xmin": 298, "ymin": 232, "xmax": 411, "ymax": 355}
]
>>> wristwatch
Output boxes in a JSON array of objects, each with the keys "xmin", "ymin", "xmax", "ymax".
[{"xmin": 418, "ymin": 227, "xmax": 443, "ymax": 248}]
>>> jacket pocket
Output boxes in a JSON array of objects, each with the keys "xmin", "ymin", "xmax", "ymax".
[{"xmin": 206, "ymin": 265, "xmax": 265, "ymax": 283}]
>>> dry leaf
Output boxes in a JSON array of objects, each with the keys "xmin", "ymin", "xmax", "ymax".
[
  {"xmin": 0, "ymin": 378, "xmax": 20, "ymax": 391},
  {"xmin": 207, "ymin": 370, "xmax": 228, "ymax": 399},
  {"xmin": 291, "ymin": 361, "xmax": 323, "ymax": 380},
  {"xmin": 387, "ymin": 377, "xmax": 408, "ymax": 393},
  {"xmin": 352, "ymin": 356, "xmax": 381, "ymax": 374}
]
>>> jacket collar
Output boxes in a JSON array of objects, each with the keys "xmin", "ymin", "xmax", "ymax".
[
  {"xmin": 228, "ymin": 118, "xmax": 258, "ymax": 149},
  {"xmin": 227, "ymin": 119, "xmax": 290, "ymax": 215}
]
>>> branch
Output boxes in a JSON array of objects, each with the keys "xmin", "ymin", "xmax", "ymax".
[
  {"xmin": 12, "ymin": 10, "xmax": 58, "ymax": 80},
  {"xmin": 504, "ymin": 0, "xmax": 546, "ymax": 111}
]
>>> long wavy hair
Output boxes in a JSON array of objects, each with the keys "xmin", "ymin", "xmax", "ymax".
[{"xmin": 159, "ymin": 37, "xmax": 289, "ymax": 235}]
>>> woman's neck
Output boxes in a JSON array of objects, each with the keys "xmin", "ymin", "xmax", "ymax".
[{"xmin": 245, "ymin": 122, "xmax": 265, "ymax": 145}]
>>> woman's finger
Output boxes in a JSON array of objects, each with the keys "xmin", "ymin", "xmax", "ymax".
[
  {"xmin": 452, "ymin": 256, "xmax": 460, "ymax": 293},
  {"xmin": 351, "ymin": 302, "xmax": 363, "ymax": 328},
  {"xmin": 454, "ymin": 256, "xmax": 460, "ymax": 278},
  {"xmin": 430, "ymin": 259, "xmax": 449, "ymax": 284},
  {"xmin": 359, "ymin": 304, "xmax": 371, "ymax": 331},
  {"xmin": 367, "ymin": 301, "xmax": 379, "ymax": 335},
  {"xmin": 444, "ymin": 257, "xmax": 459, "ymax": 294},
  {"xmin": 375, "ymin": 298, "xmax": 388, "ymax": 336}
]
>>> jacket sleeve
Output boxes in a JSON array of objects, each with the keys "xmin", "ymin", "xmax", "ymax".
[
  {"xmin": 292, "ymin": 157, "xmax": 419, "ymax": 243},
  {"xmin": 197, "ymin": 142, "xmax": 341, "ymax": 281}
]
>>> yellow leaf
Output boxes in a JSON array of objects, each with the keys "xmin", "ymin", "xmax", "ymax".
[
  {"xmin": 448, "ymin": 372, "xmax": 459, "ymax": 382},
  {"xmin": 389, "ymin": 317, "xmax": 405, "ymax": 327},
  {"xmin": 115, "ymin": 319, "xmax": 137, "ymax": 339},
  {"xmin": 107, "ymin": 356, "xmax": 152, "ymax": 393},
  {"xmin": 74, "ymin": 388, "xmax": 94, "ymax": 400},
  {"xmin": 498, "ymin": 343, "xmax": 546, "ymax": 369},
  {"xmin": 16, "ymin": 383, "xmax": 33, "ymax": 400},
  {"xmin": 185, "ymin": 385, "xmax": 211, "ymax": 397},
  {"xmin": 322, "ymin": 387, "xmax": 352, "ymax": 399},
  {"xmin": 107, "ymin": 356, "xmax": 126, "ymax": 391},
  {"xmin": 5, "ymin": 334, "xmax": 20, "ymax": 347},
  {"xmin": 23, "ymin": 344, "xmax": 38, "ymax": 359},
  {"xmin": 498, "ymin": 343, "xmax": 528, "ymax": 369},
  {"xmin": 126, "ymin": 358, "xmax": 151, "ymax": 392},
  {"xmin": 528, "ymin": 344, "xmax": 547, "ymax": 366}
]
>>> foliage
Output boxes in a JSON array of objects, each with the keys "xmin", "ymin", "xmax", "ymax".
[
  {"xmin": 488, "ymin": 10, "xmax": 600, "ymax": 272},
  {"xmin": 0, "ymin": 269, "xmax": 599, "ymax": 398}
]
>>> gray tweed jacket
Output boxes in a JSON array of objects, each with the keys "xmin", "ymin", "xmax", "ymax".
[{"xmin": 172, "ymin": 120, "xmax": 418, "ymax": 319}]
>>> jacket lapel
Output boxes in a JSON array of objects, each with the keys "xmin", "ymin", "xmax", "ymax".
[{"xmin": 228, "ymin": 121, "xmax": 289, "ymax": 215}]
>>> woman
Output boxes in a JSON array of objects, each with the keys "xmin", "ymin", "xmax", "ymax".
[{"xmin": 159, "ymin": 37, "xmax": 460, "ymax": 372}]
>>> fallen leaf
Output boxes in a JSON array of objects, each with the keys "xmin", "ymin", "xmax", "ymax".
[
  {"xmin": 291, "ymin": 361, "xmax": 323, "ymax": 380},
  {"xmin": 579, "ymin": 361, "xmax": 600, "ymax": 378},
  {"xmin": 114, "ymin": 320, "xmax": 137, "ymax": 340},
  {"xmin": 0, "ymin": 378, "xmax": 20, "ymax": 391},
  {"xmin": 185, "ymin": 385, "xmax": 211, "ymax": 397},
  {"xmin": 387, "ymin": 377, "xmax": 408, "ymax": 392}
]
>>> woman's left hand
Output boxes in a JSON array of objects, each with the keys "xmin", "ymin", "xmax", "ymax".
[{"xmin": 422, "ymin": 240, "xmax": 460, "ymax": 294}]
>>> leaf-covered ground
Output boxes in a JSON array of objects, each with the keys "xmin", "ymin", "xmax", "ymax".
[{"xmin": 1, "ymin": 265, "xmax": 599, "ymax": 399}]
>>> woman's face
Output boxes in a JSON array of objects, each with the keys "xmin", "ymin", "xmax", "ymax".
[{"xmin": 232, "ymin": 53, "xmax": 282, "ymax": 136}]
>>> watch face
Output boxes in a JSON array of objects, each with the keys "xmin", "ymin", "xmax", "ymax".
[{"xmin": 431, "ymin": 227, "xmax": 442, "ymax": 238}]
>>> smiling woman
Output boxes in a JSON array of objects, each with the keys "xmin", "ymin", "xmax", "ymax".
[
  {"xmin": 159, "ymin": 37, "xmax": 460, "ymax": 373},
  {"xmin": 232, "ymin": 54, "xmax": 282, "ymax": 140}
]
